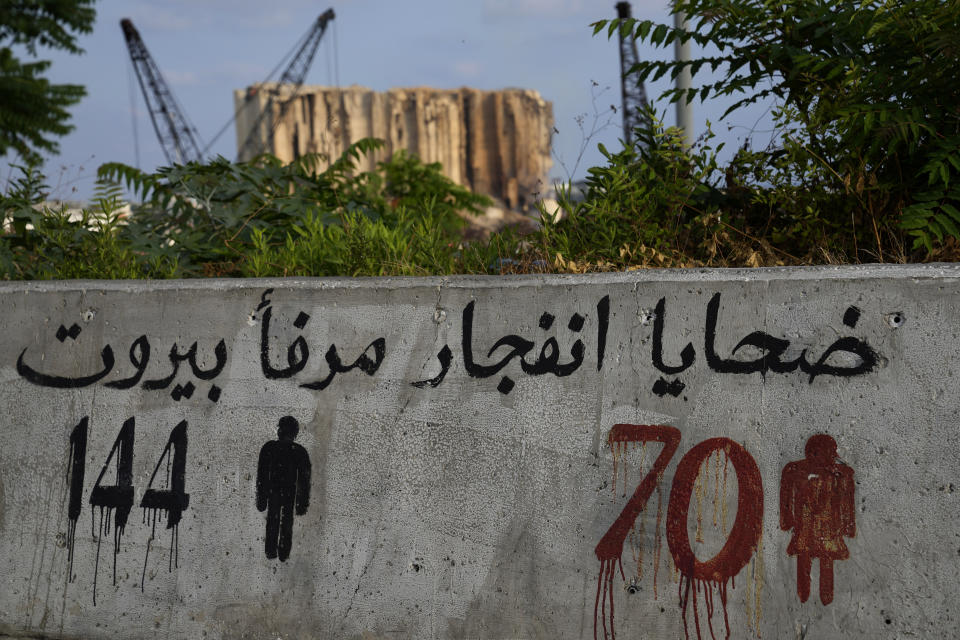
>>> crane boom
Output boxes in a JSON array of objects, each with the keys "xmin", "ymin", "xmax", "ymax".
[
  {"xmin": 237, "ymin": 8, "xmax": 335, "ymax": 161},
  {"xmin": 615, "ymin": 2, "xmax": 650, "ymax": 146},
  {"xmin": 120, "ymin": 18, "xmax": 202, "ymax": 165}
]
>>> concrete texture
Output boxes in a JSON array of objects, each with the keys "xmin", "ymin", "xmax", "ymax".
[
  {"xmin": 0, "ymin": 265, "xmax": 958, "ymax": 639},
  {"xmin": 234, "ymin": 84, "xmax": 554, "ymax": 211}
]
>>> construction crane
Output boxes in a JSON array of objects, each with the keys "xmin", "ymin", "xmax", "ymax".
[
  {"xmin": 615, "ymin": 2, "xmax": 650, "ymax": 146},
  {"xmin": 236, "ymin": 8, "xmax": 336, "ymax": 161},
  {"xmin": 120, "ymin": 18, "xmax": 203, "ymax": 165}
]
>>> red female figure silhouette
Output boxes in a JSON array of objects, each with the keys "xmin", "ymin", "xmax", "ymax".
[{"xmin": 780, "ymin": 434, "xmax": 855, "ymax": 605}]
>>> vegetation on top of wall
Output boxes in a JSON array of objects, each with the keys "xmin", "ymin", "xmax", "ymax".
[
  {"xmin": 2, "ymin": 0, "xmax": 958, "ymax": 279},
  {"xmin": 0, "ymin": 141, "xmax": 515, "ymax": 280}
]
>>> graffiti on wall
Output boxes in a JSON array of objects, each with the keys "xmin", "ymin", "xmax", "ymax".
[
  {"xmin": 780, "ymin": 434, "xmax": 856, "ymax": 605},
  {"xmin": 652, "ymin": 294, "xmax": 879, "ymax": 397},
  {"xmin": 18, "ymin": 290, "xmax": 879, "ymax": 398},
  {"xmin": 256, "ymin": 416, "xmax": 312, "ymax": 562},
  {"xmin": 258, "ymin": 290, "xmax": 387, "ymax": 389},
  {"xmin": 64, "ymin": 416, "xmax": 190, "ymax": 604},
  {"xmin": 12, "ymin": 288, "xmax": 870, "ymax": 615},
  {"xmin": 595, "ymin": 426, "xmax": 856, "ymax": 640},
  {"xmin": 61, "ymin": 413, "xmax": 313, "ymax": 604},
  {"xmin": 18, "ymin": 323, "xmax": 227, "ymax": 402}
]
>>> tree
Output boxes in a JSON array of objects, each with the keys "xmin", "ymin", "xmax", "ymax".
[
  {"xmin": 599, "ymin": 0, "xmax": 960, "ymax": 257},
  {"xmin": 0, "ymin": 0, "xmax": 96, "ymax": 163}
]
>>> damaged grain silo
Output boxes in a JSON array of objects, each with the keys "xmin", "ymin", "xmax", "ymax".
[{"xmin": 234, "ymin": 84, "xmax": 553, "ymax": 211}]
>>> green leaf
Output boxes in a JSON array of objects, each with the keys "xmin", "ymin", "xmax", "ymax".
[
  {"xmin": 652, "ymin": 24, "xmax": 668, "ymax": 45},
  {"xmin": 935, "ymin": 213, "xmax": 960, "ymax": 239},
  {"xmin": 941, "ymin": 203, "xmax": 960, "ymax": 223},
  {"xmin": 607, "ymin": 19, "xmax": 619, "ymax": 39}
]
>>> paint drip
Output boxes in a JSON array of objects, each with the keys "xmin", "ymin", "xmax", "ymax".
[
  {"xmin": 139, "ymin": 423, "xmax": 189, "ymax": 592},
  {"xmin": 668, "ymin": 440, "xmax": 763, "ymax": 640},
  {"xmin": 140, "ymin": 506, "xmax": 183, "ymax": 591},
  {"xmin": 694, "ymin": 460, "xmax": 705, "ymax": 544},
  {"xmin": 65, "ymin": 416, "xmax": 89, "ymax": 585},
  {"xmin": 65, "ymin": 517, "xmax": 78, "ymax": 582},
  {"xmin": 712, "ymin": 450, "xmax": 720, "ymax": 528},
  {"xmin": 678, "ymin": 576, "xmax": 733, "ymax": 640},
  {"xmin": 594, "ymin": 425, "xmax": 683, "ymax": 640},
  {"xmin": 91, "ymin": 505, "xmax": 128, "ymax": 606},
  {"xmin": 721, "ymin": 452, "xmax": 729, "ymax": 533},
  {"xmin": 743, "ymin": 537, "xmax": 765, "ymax": 638},
  {"xmin": 653, "ymin": 485, "xmax": 664, "ymax": 598},
  {"xmin": 628, "ymin": 442, "xmax": 649, "ymax": 580}
]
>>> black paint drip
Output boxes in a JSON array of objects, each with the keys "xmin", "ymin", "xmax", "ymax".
[
  {"xmin": 140, "ymin": 421, "xmax": 189, "ymax": 591},
  {"xmin": 66, "ymin": 417, "xmax": 88, "ymax": 582},
  {"xmin": 88, "ymin": 417, "xmax": 135, "ymax": 605}
]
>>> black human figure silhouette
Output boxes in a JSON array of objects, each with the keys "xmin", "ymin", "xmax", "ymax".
[{"xmin": 256, "ymin": 416, "xmax": 311, "ymax": 561}]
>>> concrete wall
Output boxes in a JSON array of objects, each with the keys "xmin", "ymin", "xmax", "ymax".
[
  {"xmin": 0, "ymin": 265, "xmax": 958, "ymax": 639},
  {"xmin": 233, "ymin": 85, "xmax": 554, "ymax": 211}
]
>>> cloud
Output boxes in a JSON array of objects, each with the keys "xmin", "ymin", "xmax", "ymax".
[
  {"xmin": 453, "ymin": 60, "xmax": 483, "ymax": 78},
  {"xmin": 483, "ymin": 0, "xmax": 588, "ymax": 19},
  {"xmin": 163, "ymin": 69, "xmax": 201, "ymax": 86},
  {"xmin": 152, "ymin": 64, "xmax": 269, "ymax": 90},
  {"xmin": 124, "ymin": 4, "xmax": 198, "ymax": 31},
  {"xmin": 211, "ymin": 62, "xmax": 272, "ymax": 83},
  {"xmin": 122, "ymin": 0, "xmax": 319, "ymax": 32},
  {"xmin": 231, "ymin": 8, "xmax": 295, "ymax": 29}
]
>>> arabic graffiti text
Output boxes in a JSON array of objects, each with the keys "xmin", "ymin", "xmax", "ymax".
[{"xmin": 594, "ymin": 425, "xmax": 855, "ymax": 640}]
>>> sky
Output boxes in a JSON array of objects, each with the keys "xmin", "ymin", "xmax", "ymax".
[{"xmin": 4, "ymin": 0, "xmax": 777, "ymax": 202}]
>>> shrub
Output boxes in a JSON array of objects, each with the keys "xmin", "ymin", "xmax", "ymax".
[
  {"xmin": 597, "ymin": 0, "xmax": 960, "ymax": 260},
  {"xmin": 2, "ymin": 141, "xmax": 506, "ymax": 279}
]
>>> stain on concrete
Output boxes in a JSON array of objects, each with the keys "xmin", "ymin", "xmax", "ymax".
[{"xmin": 450, "ymin": 519, "xmax": 558, "ymax": 639}]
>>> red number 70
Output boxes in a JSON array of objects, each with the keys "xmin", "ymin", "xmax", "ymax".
[{"xmin": 594, "ymin": 424, "xmax": 763, "ymax": 639}]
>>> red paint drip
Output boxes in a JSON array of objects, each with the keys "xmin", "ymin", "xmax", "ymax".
[
  {"xmin": 704, "ymin": 579, "xmax": 716, "ymax": 640},
  {"xmin": 720, "ymin": 579, "xmax": 730, "ymax": 638},
  {"xmin": 653, "ymin": 485, "xmax": 663, "ymax": 599},
  {"xmin": 595, "ymin": 558, "xmax": 624, "ymax": 640},
  {"xmin": 678, "ymin": 577, "xmax": 733, "ymax": 640},
  {"xmin": 595, "ymin": 431, "xmax": 765, "ymax": 639},
  {"xmin": 668, "ymin": 439, "xmax": 763, "ymax": 640},
  {"xmin": 594, "ymin": 425, "xmax": 681, "ymax": 640}
]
